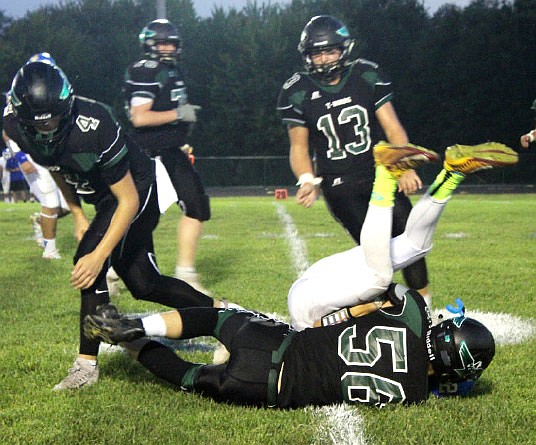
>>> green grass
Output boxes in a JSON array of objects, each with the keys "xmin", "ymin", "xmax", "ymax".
[{"xmin": 0, "ymin": 194, "xmax": 535, "ymax": 444}]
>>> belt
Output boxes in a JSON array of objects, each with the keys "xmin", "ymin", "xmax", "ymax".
[{"xmin": 267, "ymin": 330, "xmax": 296, "ymax": 408}]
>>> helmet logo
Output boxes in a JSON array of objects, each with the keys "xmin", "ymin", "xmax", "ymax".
[
  {"xmin": 337, "ymin": 26, "xmax": 350, "ymax": 37},
  {"xmin": 35, "ymin": 113, "xmax": 52, "ymax": 120},
  {"xmin": 455, "ymin": 340, "xmax": 483, "ymax": 378}
]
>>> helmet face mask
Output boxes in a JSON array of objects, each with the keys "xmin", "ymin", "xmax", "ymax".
[
  {"xmin": 139, "ymin": 19, "xmax": 182, "ymax": 63},
  {"xmin": 429, "ymin": 316, "xmax": 495, "ymax": 382},
  {"xmin": 298, "ymin": 15, "xmax": 355, "ymax": 82},
  {"xmin": 10, "ymin": 62, "xmax": 74, "ymax": 148}
]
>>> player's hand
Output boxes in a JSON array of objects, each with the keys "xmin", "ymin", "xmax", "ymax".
[
  {"xmin": 176, "ymin": 104, "xmax": 201, "ymax": 123},
  {"xmin": 70, "ymin": 252, "xmax": 106, "ymax": 290},
  {"xmin": 296, "ymin": 183, "xmax": 319, "ymax": 208},
  {"xmin": 397, "ymin": 169, "xmax": 422, "ymax": 196},
  {"xmin": 520, "ymin": 132, "xmax": 534, "ymax": 149}
]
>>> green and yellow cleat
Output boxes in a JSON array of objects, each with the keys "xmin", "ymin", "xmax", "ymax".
[
  {"xmin": 373, "ymin": 141, "xmax": 440, "ymax": 178},
  {"xmin": 444, "ymin": 142, "xmax": 518, "ymax": 174}
]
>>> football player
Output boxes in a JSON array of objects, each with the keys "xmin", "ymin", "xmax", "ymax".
[
  {"xmin": 2, "ymin": 134, "xmax": 70, "ymax": 259},
  {"xmin": 277, "ymin": 15, "xmax": 432, "ymax": 307},
  {"xmin": 84, "ymin": 142, "xmax": 516, "ymax": 407},
  {"xmin": 3, "ymin": 61, "xmax": 235, "ymax": 390},
  {"xmin": 123, "ymin": 19, "xmax": 210, "ymax": 292}
]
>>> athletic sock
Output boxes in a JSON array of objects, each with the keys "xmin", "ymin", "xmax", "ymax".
[
  {"xmin": 43, "ymin": 238, "xmax": 56, "ymax": 252},
  {"xmin": 427, "ymin": 169, "xmax": 465, "ymax": 202},
  {"xmin": 176, "ymin": 266, "xmax": 196, "ymax": 276},
  {"xmin": 370, "ymin": 165, "xmax": 398, "ymax": 208},
  {"xmin": 141, "ymin": 314, "xmax": 168, "ymax": 337}
]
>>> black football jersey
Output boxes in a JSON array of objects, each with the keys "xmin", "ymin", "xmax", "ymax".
[
  {"xmin": 279, "ymin": 290, "xmax": 431, "ymax": 408},
  {"xmin": 3, "ymin": 97, "xmax": 154, "ymax": 207},
  {"xmin": 124, "ymin": 59, "xmax": 190, "ymax": 151},
  {"xmin": 277, "ymin": 59, "xmax": 394, "ymax": 178}
]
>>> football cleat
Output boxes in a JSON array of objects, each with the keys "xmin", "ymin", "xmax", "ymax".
[
  {"xmin": 83, "ymin": 314, "xmax": 145, "ymax": 345},
  {"xmin": 373, "ymin": 141, "xmax": 440, "ymax": 178},
  {"xmin": 53, "ymin": 357, "xmax": 99, "ymax": 391},
  {"xmin": 444, "ymin": 142, "xmax": 518, "ymax": 174},
  {"xmin": 176, "ymin": 270, "xmax": 210, "ymax": 295},
  {"xmin": 42, "ymin": 248, "xmax": 61, "ymax": 260},
  {"xmin": 95, "ymin": 303, "xmax": 120, "ymax": 319}
]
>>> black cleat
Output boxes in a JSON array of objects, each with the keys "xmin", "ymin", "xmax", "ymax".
[
  {"xmin": 83, "ymin": 315, "xmax": 145, "ymax": 345},
  {"xmin": 95, "ymin": 303, "xmax": 120, "ymax": 319}
]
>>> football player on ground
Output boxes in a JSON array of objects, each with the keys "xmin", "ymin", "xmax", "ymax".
[
  {"xmin": 3, "ymin": 61, "xmax": 236, "ymax": 390},
  {"xmin": 84, "ymin": 141, "xmax": 517, "ymax": 407},
  {"xmin": 277, "ymin": 15, "xmax": 432, "ymax": 308},
  {"xmin": 123, "ymin": 19, "xmax": 210, "ymax": 293}
]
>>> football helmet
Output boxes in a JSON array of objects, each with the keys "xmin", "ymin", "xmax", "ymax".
[
  {"xmin": 429, "ymin": 316, "xmax": 495, "ymax": 381},
  {"xmin": 10, "ymin": 61, "xmax": 74, "ymax": 147},
  {"xmin": 139, "ymin": 19, "xmax": 182, "ymax": 63},
  {"xmin": 298, "ymin": 15, "xmax": 355, "ymax": 82},
  {"xmin": 27, "ymin": 52, "xmax": 56, "ymax": 65}
]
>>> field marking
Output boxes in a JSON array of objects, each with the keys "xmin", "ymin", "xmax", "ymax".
[
  {"xmin": 275, "ymin": 202, "xmax": 367, "ymax": 445},
  {"xmin": 102, "ymin": 202, "xmax": 535, "ymax": 445}
]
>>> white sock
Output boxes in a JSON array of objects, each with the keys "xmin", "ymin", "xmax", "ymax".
[
  {"xmin": 141, "ymin": 314, "xmax": 167, "ymax": 337},
  {"xmin": 176, "ymin": 266, "xmax": 196, "ymax": 276},
  {"xmin": 43, "ymin": 238, "xmax": 56, "ymax": 251}
]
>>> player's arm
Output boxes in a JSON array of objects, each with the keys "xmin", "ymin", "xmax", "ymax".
[
  {"xmin": 70, "ymin": 171, "xmax": 139, "ymax": 290},
  {"xmin": 313, "ymin": 300, "xmax": 394, "ymax": 327},
  {"xmin": 51, "ymin": 172, "xmax": 89, "ymax": 242},
  {"xmin": 288, "ymin": 124, "xmax": 320, "ymax": 208},
  {"xmin": 376, "ymin": 102, "xmax": 422, "ymax": 195},
  {"xmin": 129, "ymin": 99, "xmax": 177, "ymax": 128}
]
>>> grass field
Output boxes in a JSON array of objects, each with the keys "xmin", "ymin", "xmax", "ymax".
[{"xmin": 0, "ymin": 194, "xmax": 535, "ymax": 445}]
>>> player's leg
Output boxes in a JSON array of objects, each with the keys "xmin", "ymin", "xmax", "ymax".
[
  {"xmin": 160, "ymin": 148, "xmax": 211, "ymax": 292},
  {"xmin": 360, "ymin": 142, "xmax": 440, "ymax": 289},
  {"xmin": 391, "ymin": 142, "xmax": 519, "ymax": 271},
  {"xmin": 53, "ymin": 207, "xmax": 115, "ymax": 390},
  {"xmin": 288, "ymin": 143, "xmax": 439, "ymax": 330},
  {"xmin": 31, "ymin": 169, "xmax": 63, "ymax": 258},
  {"xmin": 111, "ymin": 187, "xmax": 214, "ymax": 309},
  {"xmin": 392, "ymin": 193, "xmax": 431, "ymax": 306},
  {"xmin": 320, "ymin": 175, "xmax": 372, "ymax": 243}
]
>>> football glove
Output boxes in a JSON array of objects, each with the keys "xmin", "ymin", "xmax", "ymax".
[{"xmin": 176, "ymin": 103, "xmax": 201, "ymax": 123}]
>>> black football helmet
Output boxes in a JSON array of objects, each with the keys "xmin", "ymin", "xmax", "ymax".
[
  {"xmin": 10, "ymin": 61, "xmax": 74, "ymax": 147},
  {"xmin": 429, "ymin": 316, "xmax": 495, "ymax": 381},
  {"xmin": 298, "ymin": 15, "xmax": 355, "ymax": 82},
  {"xmin": 139, "ymin": 19, "xmax": 182, "ymax": 63}
]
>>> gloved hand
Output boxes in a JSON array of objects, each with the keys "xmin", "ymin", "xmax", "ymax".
[{"xmin": 176, "ymin": 104, "xmax": 201, "ymax": 123}]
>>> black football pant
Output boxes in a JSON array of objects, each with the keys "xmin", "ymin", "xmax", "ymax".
[
  {"xmin": 136, "ymin": 308, "xmax": 291, "ymax": 406},
  {"xmin": 75, "ymin": 183, "xmax": 212, "ymax": 357}
]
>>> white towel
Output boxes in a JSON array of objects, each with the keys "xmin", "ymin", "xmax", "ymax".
[{"xmin": 154, "ymin": 157, "xmax": 178, "ymax": 214}]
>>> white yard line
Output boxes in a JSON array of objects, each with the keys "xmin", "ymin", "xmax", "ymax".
[{"xmin": 275, "ymin": 202, "xmax": 368, "ymax": 445}]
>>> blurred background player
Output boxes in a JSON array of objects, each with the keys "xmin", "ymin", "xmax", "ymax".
[
  {"xmin": 2, "ymin": 134, "xmax": 70, "ymax": 259},
  {"xmin": 277, "ymin": 15, "xmax": 432, "ymax": 308},
  {"xmin": 123, "ymin": 19, "xmax": 210, "ymax": 292}
]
